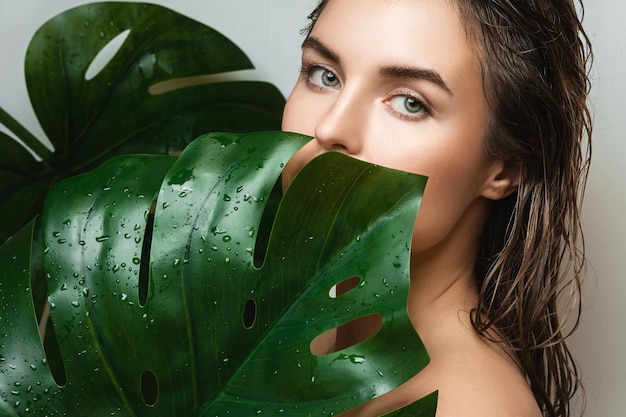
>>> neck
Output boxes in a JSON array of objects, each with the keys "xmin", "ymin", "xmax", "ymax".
[{"xmin": 407, "ymin": 197, "xmax": 490, "ymax": 334}]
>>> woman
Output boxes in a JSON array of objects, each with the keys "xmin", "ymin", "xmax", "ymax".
[{"xmin": 281, "ymin": 0, "xmax": 592, "ymax": 416}]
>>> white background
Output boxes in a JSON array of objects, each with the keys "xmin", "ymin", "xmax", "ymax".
[{"xmin": 0, "ymin": 1, "xmax": 623, "ymax": 416}]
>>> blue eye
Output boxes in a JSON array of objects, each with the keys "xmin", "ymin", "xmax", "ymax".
[
  {"xmin": 389, "ymin": 95, "xmax": 425, "ymax": 115},
  {"xmin": 309, "ymin": 67, "xmax": 340, "ymax": 88}
]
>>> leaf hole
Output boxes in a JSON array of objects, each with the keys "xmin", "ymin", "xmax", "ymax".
[
  {"xmin": 243, "ymin": 298, "xmax": 257, "ymax": 329},
  {"xmin": 30, "ymin": 219, "xmax": 67, "ymax": 386},
  {"xmin": 140, "ymin": 370, "xmax": 159, "ymax": 406},
  {"xmin": 42, "ymin": 312, "xmax": 68, "ymax": 386},
  {"xmin": 85, "ymin": 29, "xmax": 131, "ymax": 81},
  {"xmin": 329, "ymin": 276, "xmax": 361, "ymax": 298},
  {"xmin": 310, "ymin": 314, "xmax": 382, "ymax": 356},
  {"xmin": 148, "ymin": 69, "xmax": 258, "ymax": 95},
  {"xmin": 138, "ymin": 200, "xmax": 156, "ymax": 307},
  {"xmin": 30, "ymin": 219, "xmax": 47, "ymax": 324},
  {"xmin": 252, "ymin": 177, "xmax": 283, "ymax": 268}
]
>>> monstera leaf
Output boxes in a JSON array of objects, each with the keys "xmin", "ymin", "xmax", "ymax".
[
  {"xmin": 0, "ymin": 2, "xmax": 285, "ymax": 245},
  {"xmin": 0, "ymin": 131, "xmax": 436, "ymax": 416}
]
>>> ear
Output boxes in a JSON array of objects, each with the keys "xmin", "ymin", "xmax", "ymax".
[{"xmin": 480, "ymin": 159, "xmax": 521, "ymax": 200}]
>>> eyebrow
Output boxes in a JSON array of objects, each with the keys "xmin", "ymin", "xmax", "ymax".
[
  {"xmin": 380, "ymin": 66, "xmax": 453, "ymax": 96},
  {"xmin": 302, "ymin": 36, "xmax": 341, "ymax": 64},
  {"xmin": 302, "ymin": 36, "xmax": 453, "ymax": 97}
]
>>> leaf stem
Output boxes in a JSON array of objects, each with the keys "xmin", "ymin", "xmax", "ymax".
[{"xmin": 0, "ymin": 105, "xmax": 53, "ymax": 160}]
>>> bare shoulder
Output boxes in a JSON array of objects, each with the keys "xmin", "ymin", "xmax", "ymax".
[
  {"xmin": 340, "ymin": 318, "xmax": 542, "ymax": 417},
  {"xmin": 402, "ymin": 314, "xmax": 540, "ymax": 417},
  {"xmin": 428, "ymin": 331, "xmax": 543, "ymax": 417}
]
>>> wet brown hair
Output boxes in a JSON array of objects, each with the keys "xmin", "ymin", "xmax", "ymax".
[{"xmin": 303, "ymin": 1, "xmax": 592, "ymax": 417}]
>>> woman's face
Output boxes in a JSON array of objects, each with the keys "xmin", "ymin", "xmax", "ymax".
[{"xmin": 282, "ymin": 0, "xmax": 513, "ymax": 265}]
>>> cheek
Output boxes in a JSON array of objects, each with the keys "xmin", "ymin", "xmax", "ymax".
[
  {"xmin": 410, "ymin": 179, "xmax": 476, "ymax": 253},
  {"xmin": 417, "ymin": 148, "xmax": 489, "ymax": 216},
  {"xmin": 409, "ymin": 152, "xmax": 493, "ymax": 251},
  {"xmin": 281, "ymin": 88, "xmax": 317, "ymax": 137},
  {"xmin": 281, "ymin": 89, "xmax": 321, "ymax": 191}
]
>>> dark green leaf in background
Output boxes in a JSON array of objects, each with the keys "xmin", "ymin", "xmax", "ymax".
[
  {"xmin": 0, "ymin": 2, "xmax": 285, "ymax": 245},
  {"xmin": 25, "ymin": 2, "xmax": 281, "ymax": 162},
  {"xmin": 0, "ymin": 131, "xmax": 434, "ymax": 416}
]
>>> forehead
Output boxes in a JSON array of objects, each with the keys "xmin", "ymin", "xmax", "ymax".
[{"xmin": 309, "ymin": 0, "xmax": 480, "ymax": 87}]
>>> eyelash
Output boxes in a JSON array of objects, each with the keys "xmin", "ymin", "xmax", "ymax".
[
  {"xmin": 299, "ymin": 63, "xmax": 432, "ymax": 121},
  {"xmin": 386, "ymin": 90, "xmax": 431, "ymax": 121},
  {"xmin": 300, "ymin": 63, "xmax": 339, "ymax": 92}
]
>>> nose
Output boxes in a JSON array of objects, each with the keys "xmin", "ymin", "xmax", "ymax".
[{"xmin": 314, "ymin": 87, "xmax": 367, "ymax": 155}]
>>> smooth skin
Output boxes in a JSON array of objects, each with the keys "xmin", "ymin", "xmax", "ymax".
[{"xmin": 281, "ymin": 0, "xmax": 542, "ymax": 416}]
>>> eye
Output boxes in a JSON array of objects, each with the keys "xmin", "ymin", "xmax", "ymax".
[
  {"xmin": 308, "ymin": 67, "xmax": 340, "ymax": 88},
  {"xmin": 388, "ymin": 95, "xmax": 427, "ymax": 117}
]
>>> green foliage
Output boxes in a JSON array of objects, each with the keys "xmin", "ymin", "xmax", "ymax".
[
  {"xmin": 0, "ymin": 2, "xmax": 285, "ymax": 245},
  {"xmin": 0, "ymin": 131, "xmax": 434, "ymax": 416}
]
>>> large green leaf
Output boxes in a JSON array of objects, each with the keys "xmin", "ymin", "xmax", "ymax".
[
  {"xmin": 25, "ymin": 2, "xmax": 283, "ymax": 160},
  {"xmin": 0, "ymin": 131, "xmax": 434, "ymax": 416},
  {"xmin": 0, "ymin": 2, "xmax": 285, "ymax": 245}
]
